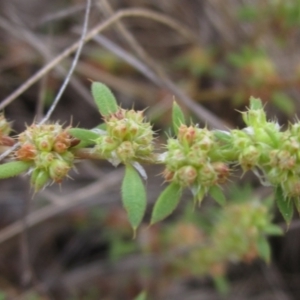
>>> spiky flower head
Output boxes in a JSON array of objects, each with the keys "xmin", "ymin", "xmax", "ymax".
[
  {"xmin": 16, "ymin": 123, "xmax": 77, "ymax": 191},
  {"xmin": 94, "ymin": 108, "xmax": 154, "ymax": 165},
  {"xmin": 162, "ymin": 124, "xmax": 230, "ymax": 199}
]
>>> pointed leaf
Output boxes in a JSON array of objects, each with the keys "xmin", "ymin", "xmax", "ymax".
[
  {"xmin": 209, "ymin": 186, "xmax": 226, "ymax": 206},
  {"xmin": 213, "ymin": 275, "xmax": 230, "ymax": 295},
  {"xmin": 0, "ymin": 161, "xmax": 31, "ymax": 179},
  {"xmin": 134, "ymin": 291, "xmax": 147, "ymax": 300},
  {"xmin": 275, "ymin": 186, "xmax": 294, "ymax": 225},
  {"xmin": 68, "ymin": 128, "xmax": 99, "ymax": 148},
  {"xmin": 213, "ymin": 130, "xmax": 231, "ymax": 143},
  {"xmin": 91, "ymin": 82, "xmax": 118, "ymax": 116},
  {"xmin": 121, "ymin": 165, "xmax": 146, "ymax": 234},
  {"xmin": 172, "ymin": 101, "xmax": 185, "ymax": 135},
  {"xmin": 249, "ymin": 96, "xmax": 263, "ymax": 110},
  {"xmin": 272, "ymin": 91, "xmax": 295, "ymax": 116},
  {"xmin": 151, "ymin": 182, "xmax": 182, "ymax": 224},
  {"xmin": 263, "ymin": 224, "xmax": 283, "ymax": 236},
  {"xmin": 293, "ymin": 197, "xmax": 300, "ymax": 214},
  {"xmin": 257, "ymin": 236, "xmax": 271, "ymax": 263}
]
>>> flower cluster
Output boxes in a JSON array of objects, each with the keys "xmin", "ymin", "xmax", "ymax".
[
  {"xmin": 265, "ymin": 123, "xmax": 300, "ymax": 198},
  {"xmin": 0, "ymin": 114, "xmax": 14, "ymax": 149},
  {"xmin": 94, "ymin": 108, "xmax": 154, "ymax": 165},
  {"xmin": 162, "ymin": 200, "xmax": 280, "ymax": 279},
  {"xmin": 16, "ymin": 123, "xmax": 77, "ymax": 191},
  {"xmin": 162, "ymin": 124, "xmax": 230, "ymax": 199},
  {"xmin": 226, "ymin": 100, "xmax": 300, "ymax": 199}
]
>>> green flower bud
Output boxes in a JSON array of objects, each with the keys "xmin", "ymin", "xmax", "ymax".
[
  {"xmin": 266, "ymin": 167, "xmax": 286, "ymax": 185},
  {"xmin": 239, "ymin": 146, "xmax": 260, "ymax": 171},
  {"xmin": 34, "ymin": 152, "xmax": 54, "ymax": 169},
  {"xmin": 242, "ymin": 108, "xmax": 267, "ymax": 127},
  {"xmin": 175, "ymin": 165, "xmax": 198, "ymax": 186},
  {"xmin": 53, "ymin": 141, "xmax": 68, "ymax": 153},
  {"xmin": 212, "ymin": 162, "xmax": 230, "ymax": 184},
  {"xmin": 59, "ymin": 152, "xmax": 74, "ymax": 164},
  {"xmin": 277, "ymin": 150, "xmax": 296, "ymax": 170},
  {"xmin": 49, "ymin": 159, "xmax": 71, "ymax": 183},
  {"xmin": 126, "ymin": 109, "xmax": 144, "ymax": 123},
  {"xmin": 30, "ymin": 169, "xmax": 50, "ymax": 191},
  {"xmin": 35, "ymin": 135, "xmax": 54, "ymax": 152},
  {"xmin": 282, "ymin": 175, "xmax": 300, "ymax": 197},
  {"xmin": 112, "ymin": 123, "xmax": 128, "ymax": 139},
  {"xmin": 198, "ymin": 164, "xmax": 217, "ymax": 186},
  {"xmin": 116, "ymin": 141, "xmax": 135, "ymax": 161},
  {"xmin": 178, "ymin": 125, "xmax": 196, "ymax": 146}
]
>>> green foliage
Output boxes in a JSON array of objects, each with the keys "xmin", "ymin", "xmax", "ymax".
[
  {"xmin": 134, "ymin": 291, "xmax": 147, "ymax": 300},
  {"xmin": 0, "ymin": 80, "xmax": 296, "ymax": 295},
  {"xmin": 151, "ymin": 182, "xmax": 182, "ymax": 224},
  {"xmin": 257, "ymin": 236, "xmax": 271, "ymax": 263},
  {"xmin": 237, "ymin": 5, "xmax": 259, "ymax": 22},
  {"xmin": 68, "ymin": 128, "xmax": 99, "ymax": 148},
  {"xmin": 172, "ymin": 100, "xmax": 185, "ymax": 135},
  {"xmin": 121, "ymin": 165, "xmax": 147, "ymax": 235},
  {"xmin": 249, "ymin": 96, "xmax": 263, "ymax": 110},
  {"xmin": 271, "ymin": 91, "xmax": 295, "ymax": 115},
  {"xmin": 91, "ymin": 81, "xmax": 118, "ymax": 117},
  {"xmin": 0, "ymin": 161, "xmax": 31, "ymax": 179},
  {"xmin": 275, "ymin": 186, "xmax": 294, "ymax": 225},
  {"xmin": 213, "ymin": 276, "xmax": 230, "ymax": 295},
  {"xmin": 109, "ymin": 236, "xmax": 137, "ymax": 261},
  {"xmin": 209, "ymin": 186, "xmax": 226, "ymax": 206}
]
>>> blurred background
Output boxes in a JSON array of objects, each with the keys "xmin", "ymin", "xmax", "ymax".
[{"xmin": 1, "ymin": 0, "xmax": 300, "ymax": 299}]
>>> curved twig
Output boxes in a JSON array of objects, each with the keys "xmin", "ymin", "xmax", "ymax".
[
  {"xmin": 40, "ymin": 0, "xmax": 92, "ymax": 124},
  {"xmin": 0, "ymin": 8, "xmax": 198, "ymax": 110}
]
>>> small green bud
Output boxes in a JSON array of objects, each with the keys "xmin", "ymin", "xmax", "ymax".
[
  {"xmin": 239, "ymin": 146, "xmax": 260, "ymax": 171},
  {"xmin": 116, "ymin": 141, "xmax": 135, "ymax": 161},
  {"xmin": 35, "ymin": 136, "xmax": 54, "ymax": 152},
  {"xmin": 34, "ymin": 152, "xmax": 54, "ymax": 169},
  {"xmin": 175, "ymin": 165, "xmax": 198, "ymax": 186},
  {"xmin": 282, "ymin": 175, "xmax": 300, "ymax": 197},
  {"xmin": 49, "ymin": 159, "xmax": 70, "ymax": 183},
  {"xmin": 242, "ymin": 107, "xmax": 267, "ymax": 127},
  {"xmin": 178, "ymin": 125, "xmax": 196, "ymax": 146},
  {"xmin": 198, "ymin": 164, "xmax": 217, "ymax": 186},
  {"xmin": 30, "ymin": 169, "xmax": 50, "ymax": 191}
]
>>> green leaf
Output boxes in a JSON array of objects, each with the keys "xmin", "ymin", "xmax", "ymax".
[
  {"xmin": 213, "ymin": 130, "xmax": 231, "ymax": 143},
  {"xmin": 109, "ymin": 237, "xmax": 137, "ymax": 262},
  {"xmin": 96, "ymin": 123, "xmax": 107, "ymax": 130},
  {"xmin": 209, "ymin": 186, "xmax": 226, "ymax": 206},
  {"xmin": 272, "ymin": 91, "xmax": 295, "ymax": 116},
  {"xmin": 91, "ymin": 82, "xmax": 118, "ymax": 116},
  {"xmin": 151, "ymin": 182, "xmax": 182, "ymax": 224},
  {"xmin": 0, "ymin": 161, "xmax": 32, "ymax": 179},
  {"xmin": 249, "ymin": 96, "xmax": 263, "ymax": 110},
  {"xmin": 213, "ymin": 275, "xmax": 230, "ymax": 295},
  {"xmin": 237, "ymin": 5, "xmax": 259, "ymax": 22},
  {"xmin": 263, "ymin": 224, "xmax": 283, "ymax": 236},
  {"xmin": 172, "ymin": 100, "xmax": 185, "ymax": 135},
  {"xmin": 257, "ymin": 236, "xmax": 271, "ymax": 263},
  {"xmin": 293, "ymin": 197, "xmax": 300, "ymax": 214},
  {"xmin": 275, "ymin": 186, "xmax": 294, "ymax": 225},
  {"xmin": 134, "ymin": 291, "xmax": 147, "ymax": 300},
  {"xmin": 121, "ymin": 165, "xmax": 147, "ymax": 235},
  {"xmin": 68, "ymin": 128, "xmax": 99, "ymax": 148}
]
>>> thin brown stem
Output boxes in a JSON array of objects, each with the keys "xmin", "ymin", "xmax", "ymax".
[{"xmin": 0, "ymin": 8, "xmax": 198, "ymax": 111}]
